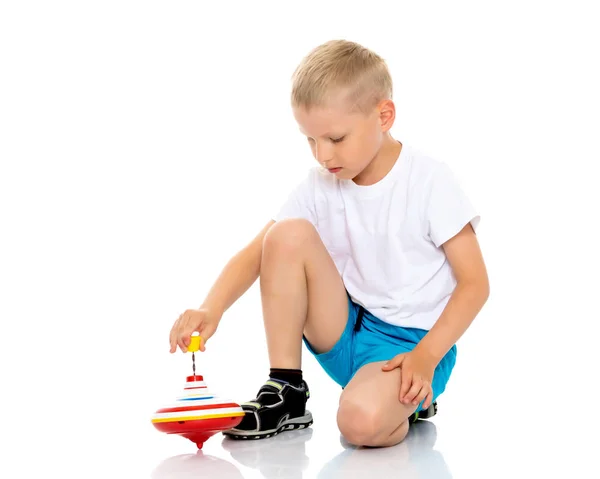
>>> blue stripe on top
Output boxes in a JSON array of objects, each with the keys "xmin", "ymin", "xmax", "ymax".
[{"xmin": 180, "ymin": 396, "xmax": 215, "ymax": 401}]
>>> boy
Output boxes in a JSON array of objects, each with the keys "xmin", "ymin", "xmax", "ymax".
[{"xmin": 168, "ymin": 39, "xmax": 489, "ymax": 448}]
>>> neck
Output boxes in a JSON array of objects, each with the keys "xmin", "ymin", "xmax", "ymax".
[{"xmin": 353, "ymin": 134, "xmax": 402, "ymax": 186}]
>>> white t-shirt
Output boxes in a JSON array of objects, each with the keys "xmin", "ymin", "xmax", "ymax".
[{"xmin": 273, "ymin": 143, "xmax": 480, "ymax": 330}]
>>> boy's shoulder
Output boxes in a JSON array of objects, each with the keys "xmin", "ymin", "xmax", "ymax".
[
  {"xmin": 405, "ymin": 145, "xmax": 449, "ymax": 180},
  {"xmin": 401, "ymin": 145, "xmax": 471, "ymax": 202}
]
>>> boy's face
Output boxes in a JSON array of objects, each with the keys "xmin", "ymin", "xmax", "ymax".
[{"xmin": 293, "ymin": 96, "xmax": 392, "ymax": 181}]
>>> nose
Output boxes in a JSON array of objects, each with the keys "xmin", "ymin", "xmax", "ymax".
[{"xmin": 314, "ymin": 141, "xmax": 334, "ymax": 165}]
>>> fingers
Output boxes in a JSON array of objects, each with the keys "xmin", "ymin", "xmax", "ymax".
[
  {"xmin": 399, "ymin": 365, "xmax": 412, "ymax": 401},
  {"xmin": 422, "ymin": 390, "xmax": 434, "ymax": 410},
  {"xmin": 382, "ymin": 354, "xmax": 404, "ymax": 371},
  {"xmin": 401, "ymin": 377, "xmax": 432, "ymax": 406},
  {"xmin": 402, "ymin": 377, "xmax": 423, "ymax": 404},
  {"xmin": 176, "ymin": 313, "xmax": 188, "ymax": 352},
  {"xmin": 169, "ymin": 314, "xmax": 183, "ymax": 353},
  {"xmin": 178, "ymin": 333, "xmax": 191, "ymax": 353},
  {"xmin": 169, "ymin": 311, "xmax": 198, "ymax": 353},
  {"xmin": 170, "ymin": 309, "xmax": 217, "ymax": 353},
  {"xmin": 382, "ymin": 354, "xmax": 433, "ymax": 409},
  {"xmin": 412, "ymin": 381, "xmax": 431, "ymax": 407},
  {"xmin": 169, "ymin": 331, "xmax": 176, "ymax": 353},
  {"xmin": 178, "ymin": 323, "xmax": 196, "ymax": 353}
]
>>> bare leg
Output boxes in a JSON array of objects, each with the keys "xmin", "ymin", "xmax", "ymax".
[
  {"xmin": 337, "ymin": 361, "xmax": 418, "ymax": 447},
  {"xmin": 259, "ymin": 218, "xmax": 348, "ymax": 368}
]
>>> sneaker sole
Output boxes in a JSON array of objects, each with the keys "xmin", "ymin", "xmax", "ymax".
[{"xmin": 222, "ymin": 411, "xmax": 313, "ymax": 440}]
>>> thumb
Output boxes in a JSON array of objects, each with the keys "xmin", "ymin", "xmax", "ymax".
[
  {"xmin": 198, "ymin": 324, "xmax": 217, "ymax": 352},
  {"xmin": 382, "ymin": 354, "xmax": 405, "ymax": 371}
]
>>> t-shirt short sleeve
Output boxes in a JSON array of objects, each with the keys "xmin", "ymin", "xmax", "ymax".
[
  {"xmin": 272, "ymin": 169, "xmax": 318, "ymax": 225},
  {"xmin": 425, "ymin": 162, "xmax": 480, "ymax": 248}
]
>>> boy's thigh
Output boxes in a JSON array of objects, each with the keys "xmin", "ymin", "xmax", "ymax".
[
  {"xmin": 303, "ymin": 295, "xmax": 359, "ymax": 388},
  {"xmin": 292, "ymin": 218, "xmax": 348, "ymax": 355},
  {"xmin": 352, "ymin": 339, "xmax": 457, "ymax": 409},
  {"xmin": 267, "ymin": 217, "xmax": 348, "ymax": 355}
]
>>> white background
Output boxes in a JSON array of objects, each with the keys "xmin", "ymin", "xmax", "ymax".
[{"xmin": 1, "ymin": 1, "xmax": 599, "ymax": 478}]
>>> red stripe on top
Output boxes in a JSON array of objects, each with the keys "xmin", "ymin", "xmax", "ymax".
[
  {"xmin": 184, "ymin": 386, "xmax": 207, "ymax": 390},
  {"xmin": 156, "ymin": 402, "xmax": 240, "ymax": 414}
]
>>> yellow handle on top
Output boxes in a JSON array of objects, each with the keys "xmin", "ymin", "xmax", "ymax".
[{"xmin": 188, "ymin": 335, "xmax": 203, "ymax": 353}]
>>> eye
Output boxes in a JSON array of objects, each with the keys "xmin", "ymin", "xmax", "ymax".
[{"xmin": 331, "ymin": 136, "xmax": 345, "ymax": 144}]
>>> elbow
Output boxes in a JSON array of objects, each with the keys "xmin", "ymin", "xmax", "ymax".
[
  {"xmin": 461, "ymin": 275, "xmax": 490, "ymax": 304},
  {"xmin": 479, "ymin": 273, "xmax": 490, "ymax": 301},
  {"xmin": 478, "ymin": 275, "xmax": 490, "ymax": 306}
]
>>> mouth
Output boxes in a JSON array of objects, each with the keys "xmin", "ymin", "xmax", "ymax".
[{"xmin": 327, "ymin": 167, "xmax": 342, "ymax": 173}]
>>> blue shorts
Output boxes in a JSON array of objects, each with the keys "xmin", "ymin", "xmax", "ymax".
[{"xmin": 303, "ymin": 294, "xmax": 457, "ymax": 412}]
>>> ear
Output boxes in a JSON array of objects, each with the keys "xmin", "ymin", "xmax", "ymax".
[{"xmin": 378, "ymin": 99, "xmax": 395, "ymax": 132}]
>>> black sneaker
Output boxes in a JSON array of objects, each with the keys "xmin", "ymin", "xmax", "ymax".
[
  {"xmin": 223, "ymin": 378, "xmax": 313, "ymax": 440},
  {"xmin": 408, "ymin": 401, "xmax": 437, "ymax": 423}
]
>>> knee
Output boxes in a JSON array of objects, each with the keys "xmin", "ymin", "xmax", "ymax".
[
  {"xmin": 337, "ymin": 397, "xmax": 389, "ymax": 447},
  {"xmin": 262, "ymin": 218, "xmax": 318, "ymax": 257}
]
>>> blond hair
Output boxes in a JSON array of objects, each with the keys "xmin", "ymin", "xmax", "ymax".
[{"xmin": 291, "ymin": 39, "xmax": 393, "ymax": 114}]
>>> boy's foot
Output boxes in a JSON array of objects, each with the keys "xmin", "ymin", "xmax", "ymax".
[
  {"xmin": 223, "ymin": 378, "xmax": 313, "ymax": 440},
  {"xmin": 408, "ymin": 401, "xmax": 437, "ymax": 424}
]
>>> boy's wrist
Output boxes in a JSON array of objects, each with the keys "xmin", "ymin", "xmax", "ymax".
[
  {"xmin": 412, "ymin": 339, "xmax": 444, "ymax": 366},
  {"xmin": 199, "ymin": 300, "xmax": 225, "ymax": 319}
]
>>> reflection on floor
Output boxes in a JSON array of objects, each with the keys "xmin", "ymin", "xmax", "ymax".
[{"xmin": 151, "ymin": 419, "xmax": 451, "ymax": 479}]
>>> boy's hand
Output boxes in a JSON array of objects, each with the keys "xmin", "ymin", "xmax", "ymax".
[
  {"xmin": 169, "ymin": 308, "xmax": 221, "ymax": 354},
  {"xmin": 381, "ymin": 351, "xmax": 437, "ymax": 409}
]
